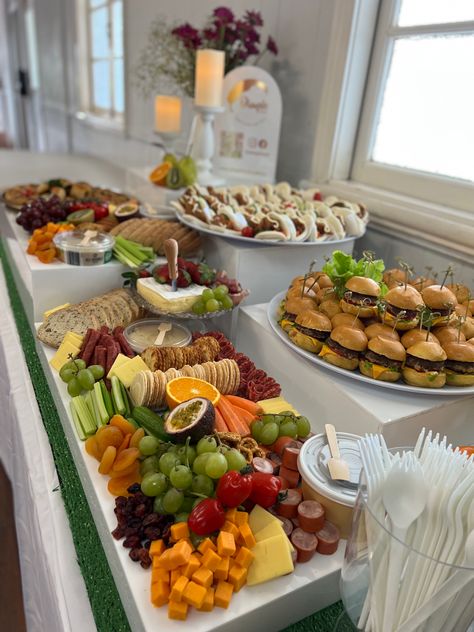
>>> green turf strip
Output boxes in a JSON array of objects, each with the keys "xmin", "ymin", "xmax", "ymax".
[{"xmin": 0, "ymin": 237, "xmax": 348, "ymax": 632}]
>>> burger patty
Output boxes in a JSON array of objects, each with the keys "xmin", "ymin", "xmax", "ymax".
[
  {"xmin": 364, "ymin": 350, "xmax": 403, "ymax": 370},
  {"xmin": 282, "ymin": 311, "xmax": 296, "ymax": 321},
  {"xmin": 405, "ymin": 354, "xmax": 445, "ymax": 373},
  {"xmin": 386, "ymin": 303, "xmax": 419, "ymax": 320},
  {"xmin": 294, "ymin": 324, "xmax": 328, "ymax": 341},
  {"xmin": 343, "ymin": 291, "xmax": 377, "ymax": 306},
  {"xmin": 426, "ymin": 306, "xmax": 452, "ymax": 317},
  {"xmin": 327, "ymin": 337, "xmax": 360, "ymax": 360},
  {"xmin": 445, "ymin": 360, "xmax": 474, "ymax": 374}
]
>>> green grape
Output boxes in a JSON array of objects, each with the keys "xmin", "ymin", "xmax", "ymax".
[
  {"xmin": 191, "ymin": 474, "xmax": 214, "ymax": 497},
  {"xmin": 251, "ymin": 420, "xmax": 264, "ymax": 442},
  {"xmin": 169, "ymin": 465, "xmax": 193, "ymax": 490},
  {"xmin": 202, "ymin": 288, "xmax": 214, "ymax": 302},
  {"xmin": 162, "ymin": 488, "xmax": 184, "ymax": 514},
  {"xmin": 77, "ymin": 368, "xmax": 95, "ymax": 391},
  {"xmin": 192, "ymin": 453, "xmax": 211, "ymax": 475},
  {"xmin": 88, "ymin": 364, "xmax": 105, "ymax": 380},
  {"xmin": 205, "ymin": 453, "xmax": 228, "ymax": 479},
  {"xmin": 225, "ymin": 448, "xmax": 247, "ymax": 471},
  {"xmin": 280, "ymin": 410, "xmax": 295, "ymax": 417},
  {"xmin": 153, "ymin": 495, "xmax": 167, "ymax": 514},
  {"xmin": 59, "ymin": 367, "xmax": 76, "ymax": 383},
  {"xmin": 196, "ymin": 437, "xmax": 217, "ymax": 455},
  {"xmin": 67, "ymin": 377, "xmax": 82, "ymax": 397},
  {"xmin": 73, "ymin": 358, "xmax": 86, "ymax": 370},
  {"xmin": 279, "ymin": 420, "xmax": 298, "ymax": 438},
  {"xmin": 139, "ymin": 455, "xmax": 160, "ymax": 476},
  {"xmin": 141, "ymin": 472, "xmax": 168, "ymax": 497},
  {"xmin": 192, "ymin": 300, "xmax": 206, "ymax": 315},
  {"xmin": 167, "ymin": 445, "xmax": 181, "ymax": 455},
  {"xmin": 177, "ymin": 444, "xmax": 196, "ymax": 466},
  {"xmin": 296, "ymin": 416, "xmax": 311, "ymax": 438},
  {"xmin": 139, "ymin": 435, "xmax": 160, "ymax": 456},
  {"xmin": 180, "ymin": 496, "xmax": 195, "ymax": 513},
  {"xmin": 61, "ymin": 360, "xmax": 77, "ymax": 372},
  {"xmin": 214, "ymin": 284, "xmax": 229, "ymax": 296},
  {"xmin": 220, "ymin": 295, "xmax": 233, "ymax": 310},
  {"xmin": 174, "ymin": 512, "xmax": 189, "ymax": 523},
  {"xmin": 206, "ymin": 299, "xmax": 220, "ymax": 312},
  {"xmin": 159, "ymin": 452, "xmax": 180, "ymax": 476},
  {"xmin": 261, "ymin": 414, "xmax": 278, "ymax": 425},
  {"xmin": 259, "ymin": 422, "xmax": 279, "ymax": 445}
]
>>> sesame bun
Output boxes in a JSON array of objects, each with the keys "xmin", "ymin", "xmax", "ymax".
[
  {"xmin": 402, "ymin": 367, "xmax": 446, "ymax": 388},
  {"xmin": 331, "ymin": 326, "xmax": 368, "ymax": 352},
  {"xmin": 401, "ymin": 329, "xmax": 439, "ymax": 348},
  {"xmin": 286, "ymin": 283, "xmax": 319, "ymax": 302},
  {"xmin": 284, "ymin": 296, "xmax": 316, "ymax": 315},
  {"xmin": 406, "ymin": 341, "xmax": 447, "ymax": 362},
  {"xmin": 331, "ymin": 313, "xmax": 365, "ymax": 330},
  {"xmin": 364, "ymin": 323, "xmax": 400, "ymax": 341},
  {"xmin": 421, "ymin": 285, "xmax": 457, "ymax": 310},
  {"xmin": 441, "ymin": 342, "xmax": 474, "ymax": 386},
  {"xmin": 444, "ymin": 341, "xmax": 474, "ymax": 362},
  {"xmin": 319, "ymin": 299, "xmax": 342, "ymax": 319}
]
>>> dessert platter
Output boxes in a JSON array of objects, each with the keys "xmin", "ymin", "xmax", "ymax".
[
  {"xmin": 267, "ymin": 251, "xmax": 474, "ymax": 395},
  {"xmin": 172, "ymin": 183, "xmax": 369, "ymax": 245}
]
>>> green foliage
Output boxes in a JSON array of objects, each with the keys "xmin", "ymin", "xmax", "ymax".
[{"xmin": 323, "ymin": 250, "xmax": 385, "ymax": 298}]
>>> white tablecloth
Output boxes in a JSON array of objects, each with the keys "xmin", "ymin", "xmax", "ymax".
[{"xmin": 0, "ymin": 265, "xmax": 96, "ymax": 632}]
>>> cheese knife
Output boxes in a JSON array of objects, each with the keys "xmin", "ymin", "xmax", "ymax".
[{"xmin": 164, "ymin": 238, "xmax": 178, "ymax": 292}]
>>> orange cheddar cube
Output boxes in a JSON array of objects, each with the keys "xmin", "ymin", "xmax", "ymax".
[
  {"xmin": 197, "ymin": 538, "xmax": 217, "ymax": 555},
  {"xmin": 192, "ymin": 566, "xmax": 213, "ymax": 589},
  {"xmin": 182, "ymin": 553, "xmax": 201, "ymax": 578},
  {"xmin": 234, "ymin": 511, "xmax": 249, "ymax": 526},
  {"xmin": 157, "ymin": 549, "xmax": 176, "ymax": 570},
  {"xmin": 151, "ymin": 567, "xmax": 170, "ymax": 584},
  {"xmin": 201, "ymin": 548, "xmax": 222, "ymax": 572},
  {"xmin": 234, "ymin": 546, "xmax": 255, "ymax": 570},
  {"xmin": 151, "ymin": 580, "xmax": 169, "ymax": 607},
  {"xmin": 217, "ymin": 531, "xmax": 236, "ymax": 557},
  {"xmin": 225, "ymin": 508, "xmax": 238, "ymax": 523},
  {"xmin": 197, "ymin": 587, "xmax": 215, "ymax": 612},
  {"xmin": 170, "ymin": 522, "xmax": 190, "ymax": 542},
  {"xmin": 228, "ymin": 564, "xmax": 247, "ymax": 592},
  {"xmin": 168, "ymin": 599, "xmax": 188, "ymax": 620},
  {"xmin": 169, "ymin": 575, "xmax": 189, "ymax": 602},
  {"xmin": 170, "ymin": 569, "xmax": 181, "ymax": 586},
  {"xmin": 149, "ymin": 539, "xmax": 166, "ymax": 557},
  {"xmin": 170, "ymin": 540, "xmax": 193, "ymax": 567},
  {"xmin": 183, "ymin": 580, "xmax": 207, "ymax": 609},
  {"xmin": 214, "ymin": 580, "xmax": 234, "ymax": 609},
  {"xmin": 221, "ymin": 520, "xmax": 240, "ymax": 541},
  {"xmin": 239, "ymin": 523, "xmax": 256, "ymax": 548},
  {"xmin": 214, "ymin": 555, "xmax": 230, "ymax": 581}
]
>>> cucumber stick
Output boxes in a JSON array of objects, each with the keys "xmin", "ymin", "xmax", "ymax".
[
  {"xmin": 111, "ymin": 376, "xmax": 126, "ymax": 415},
  {"xmin": 100, "ymin": 380, "xmax": 114, "ymax": 418},
  {"xmin": 71, "ymin": 395, "xmax": 96, "ymax": 437},
  {"xmin": 70, "ymin": 400, "xmax": 86, "ymax": 440},
  {"xmin": 119, "ymin": 380, "xmax": 131, "ymax": 417},
  {"xmin": 93, "ymin": 382, "xmax": 109, "ymax": 426},
  {"xmin": 84, "ymin": 391, "xmax": 95, "ymax": 422}
]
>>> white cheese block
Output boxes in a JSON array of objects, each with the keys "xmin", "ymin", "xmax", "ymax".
[{"xmin": 136, "ymin": 278, "xmax": 204, "ymax": 314}]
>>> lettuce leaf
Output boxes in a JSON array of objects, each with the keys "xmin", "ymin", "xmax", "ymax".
[{"xmin": 323, "ymin": 250, "xmax": 385, "ymax": 298}]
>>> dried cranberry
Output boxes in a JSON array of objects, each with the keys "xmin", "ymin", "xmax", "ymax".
[
  {"xmin": 134, "ymin": 503, "xmax": 147, "ymax": 518},
  {"xmin": 142, "ymin": 513, "xmax": 160, "ymax": 527},
  {"xmin": 129, "ymin": 548, "xmax": 141, "ymax": 562},
  {"xmin": 111, "ymin": 526, "xmax": 124, "ymax": 540},
  {"xmin": 138, "ymin": 548, "xmax": 152, "ymax": 569},
  {"xmin": 123, "ymin": 535, "xmax": 141, "ymax": 549},
  {"xmin": 144, "ymin": 526, "xmax": 161, "ymax": 541}
]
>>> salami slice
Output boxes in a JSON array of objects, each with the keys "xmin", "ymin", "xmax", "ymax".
[
  {"xmin": 315, "ymin": 521, "xmax": 340, "ymax": 555},
  {"xmin": 291, "ymin": 528, "xmax": 318, "ymax": 563},
  {"xmin": 275, "ymin": 488, "xmax": 301, "ymax": 519},
  {"xmin": 82, "ymin": 330, "xmax": 101, "ymax": 365},
  {"xmin": 297, "ymin": 500, "xmax": 325, "ymax": 533}
]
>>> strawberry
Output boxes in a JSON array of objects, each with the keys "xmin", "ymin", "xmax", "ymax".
[
  {"xmin": 187, "ymin": 261, "xmax": 216, "ymax": 286},
  {"xmin": 152, "ymin": 264, "xmax": 170, "ymax": 284},
  {"xmin": 313, "ymin": 191, "xmax": 322, "ymax": 201},
  {"xmin": 241, "ymin": 227, "xmax": 254, "ymax": 238}
]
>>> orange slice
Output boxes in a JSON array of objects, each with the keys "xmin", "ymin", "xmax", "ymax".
[
  {"xmin": 165, "ymin": 377, "xmax": 220, "ymax": 410},
  {"xmin": 149, "ymin": 161, "xmax": 172, "ymax": 185}
]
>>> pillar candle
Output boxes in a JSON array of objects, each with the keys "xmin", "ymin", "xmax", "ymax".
[
  {"xmin": 194, "ymin": 49, "xmax": 225, "ymax": 108},
  {"xmin": 154, "ymin": 95, "xmax": 182, "ymax": 133}
]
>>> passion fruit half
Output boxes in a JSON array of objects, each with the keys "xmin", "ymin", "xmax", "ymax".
[
  {"xmin": 114, "ymin": 202, "xmax": 140, "ymax": 222},
  {"xmin": 164, "ymin": 397, "xmax": 214, "ymax": 443}
]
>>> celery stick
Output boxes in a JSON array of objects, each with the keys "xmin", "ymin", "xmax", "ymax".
[
  {"xmin": 93, "ymin": 382, "xmax": 109, "ymax": 426},
  {"xmin": 114, "ymin": 243, "xmax": 142, "ymax": 266},
  {"xmin": 90, "ymin": 387, "xmax": 103, "ymax": 427},
  {"xmin": 84, "ymin": 391, "xmax": 95, "ymax": 421},
  {"xmin": 111, "ymin": 376, "xmax": 126, "ymax": 415},
  {"xmin": 73, "ymin": 395, "xmax": 96, "ymax": 435},
  {"xmin": 119, "ymin": 380, "xmax": 131, "ymax": 417},
  {"xmin": 70, "ymin": 400, "xmax": 86, "ymax": 440},
  {"xmin": 100, "ymin": 380, "xmax": 114, "ymax": 418}
]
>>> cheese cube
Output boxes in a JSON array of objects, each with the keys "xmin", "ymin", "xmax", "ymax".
[
  {"xmin": 151, "ymin": 580, "xmax": 169, "ymax": 607},
  {"xmin": 258, "ymin": 397, "xmax": 299, "ymax": 415},
  {"xmin": 234, "ymin": 546, "xmax": 254, "ymax": 570},
  {"xmin": 183, "ymin": 580, "xmax": 207, "ymax": 608},
  {"xmin": 214, "ymin": 581, "xmax": 234, "ymax": 609},
  {"xmin": 214, "ymin": 556, "xmax": 230, "ymax": 581},
  {"xmin": 49, "ymin": 340, "xmax": 81, "ymax": 371},
  {"xmin": 169, "ymin": 575, "xmax": 188, "ymax": 602},
  {"xmin": 113, "ymin": 356, "xmax": 150, "ymax": 388},
  {"xmin": 246, "ymin": 534, "xmax": 294, "ymax": 586},
  {"xmin": 168, "ymin": 600, "xmax": 188, "ymax": 620},
  {"xmin": 196, "ymin": 588, "xmax": 214, "ymax": 612},
  {"xmin": 217, "ymin": 531, "xmax": 236, "ymax": 557},
  {"xmin": 107, "ymin": 353, "xmax": 133, "ymax": 379}
]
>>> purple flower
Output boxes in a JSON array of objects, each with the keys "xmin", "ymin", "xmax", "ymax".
[
  {"xmin": 245, "ymin": 27, "xmax": 260, "ymax": 44},
  {"xmin": 213, "ymin": 7, "xmax": 234, "ymax": 24},
  {"xmin": 203, "ymin": 27, "xmax": 219, "ymax": 41},
  {"xmin": 223, "ymin": 26, "xmax": 238, "ymax": 44},
  {"xmin": 172, "ymin": 23, "xmax": 201, "ymax": 49},
  {"xmin": 245, "ymin": 41, "xmax": 259, "ymax": 56},
  {"xmin": 266, "ymin": 35, "xmax": 278, "ymax": 55},
  {"xmin": 244, "ymin": 10, "xmax": 263, "ymax": 27}
]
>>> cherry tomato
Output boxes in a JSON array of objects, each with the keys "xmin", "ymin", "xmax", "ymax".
[
  {"xmin": 241, "ymin": 227, "xmax": 254, "ymax": 238},
  {"xmin": 248, "ymin": 472, "xmax": 283, "ymax": 508},
  {"xmin": 216, "ymin": 470, "xmax": 252, "ymax": 508},
  {"xmin": 188, "ymin": 498, "xmax": 226, "ymax": 535}
]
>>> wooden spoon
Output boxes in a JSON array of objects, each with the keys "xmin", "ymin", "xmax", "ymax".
[
  {"xmin": 153, "ymin": 322, "xmax": 172, "ymax": 346},
  {"xmin": 325, "ymin": 423, "xmax": 350, "ymax": 482}
]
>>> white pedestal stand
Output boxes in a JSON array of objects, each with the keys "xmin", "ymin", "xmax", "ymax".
[{"xmin": 193, "ymin": 105, "xmax": 225, "ymax": 186}]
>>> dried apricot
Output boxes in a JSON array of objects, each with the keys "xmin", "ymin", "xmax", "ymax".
[
  {"xmin": 108, "ymin": 461, "xmax": 140, "ymax": 479},
  {"xmin": 117, "ymin": 433, "xmax": 131, "ymax": 454},
  {"xmin": 96, "ymin": 425, "xmax": 124, "ymax": 452},
  {"xmin": 130, "ymin": 427, "xmax": 145, "ymax": 449},
  {"xmin": 98, "ymin": 445, "xmax": 117, "ymax": 475},
  {"xmin": 112, "ymin": 447, "xmax": 140, "ymax": 472},
  {"xmin": 84, "ymin": 436, "xmax": 101, "ymax": 461},
  {"xmin": 110, "ymin": 415, "xmax": 136, "ymax": 436},
  {"xmin": 107, "ymin": 470, "xmax": 141, "ymax": 496}
]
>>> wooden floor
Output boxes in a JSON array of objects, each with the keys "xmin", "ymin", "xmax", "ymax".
[{"xmin": 0, "ymin": 461, "xmax": 27, "ymax": 632}]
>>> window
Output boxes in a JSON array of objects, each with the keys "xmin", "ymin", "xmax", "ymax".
[
  {"xmin": 85, "ymin": 0, "xmax": 124, "ymax": 121},
  {"xmin": 352, "ymin": 0, "xmax": 474, "ymax": 212}
]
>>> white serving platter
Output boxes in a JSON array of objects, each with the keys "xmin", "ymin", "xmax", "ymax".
[
  {"xmin": 35, "ymin": 330, "xmax": 344, "ymax": 632},
  {"xmin": 267, "ymin": 292, "xmax": 474, "ymax": 397}
]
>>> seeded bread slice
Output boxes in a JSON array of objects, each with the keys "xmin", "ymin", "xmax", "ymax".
[{"xmin": 37, "ymin": 307, "xmax": 90, "ymax": 347}]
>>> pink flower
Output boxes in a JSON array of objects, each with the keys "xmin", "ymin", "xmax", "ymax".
[
  {"xmin": 244, "ymin": 10, "xmax": 263, "ymax": 27},
  {"xmin": 172, "ymin": 23, "xmax": 202, "ymax": 49},
  {"xmin": 203, "ymin": 27, "xmax": 219, "ymax": 41},
  {"xmin": 213, "ymin": 7, "xmax": 234, "ymax": 24},
  {"xmin": 266, "ymin": 35, "xmax": 278, "ymax": 55},
  {"xmin": 245, "ymin": 41, "xmax": 259, "ymax": 55}
]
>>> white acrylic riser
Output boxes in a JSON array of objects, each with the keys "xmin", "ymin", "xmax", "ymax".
[
  {"xmin": 236, "ymin": 304, "xmax": 474, "ymax": 447},
  {"xmin": 202, "ymin": 235, "xmax": 357, "ymax": 306}
]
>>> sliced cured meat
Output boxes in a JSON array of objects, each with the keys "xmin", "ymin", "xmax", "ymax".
[
  {"xmin": 252, "ymin": 457, "xmax": 274, "ymax": 474},
  {"xmin": 276, "ymin": 476, "xmax": 289, "ymax": 490},
  {"xmin": 78, "ymin": 328, "xmax": 93, "ymax": 359},
  {"xmin": 267, "ymin": 451, "xmax": 282, "ymax": 472},
  {"xmin": 116, "ymin": 331, "xmax": 135, "ymax": 357},
  {"xmin": 282, "ymin": 446, "xmax": 300, "ymax": 471},
  {"xmin": 297, "ymin": 500, "xmax": 325, "ymax": 533},
  {"xmin": 96, "ymin": 346, "xmax": 107, "ymax": 370},
  {"xmin": 278, "ymin": 465, "xmax": 300, "ymax": 488},
  {"xmin": 291, "ymin": 517, "xmax": 300, "ymax": 528},
  {"xmin": 279, "ymin": 516, "xmax": 294, "ymax": 537},
  {"xmin": 272, "ymin": 437, "xmax": 300, "ymax": 457},
  {"xmin": 275, "ymin": 489, "xmax": 301, "ymax": 519},
  {"xmin": 81, "ymin": 329, "xmax": 101, "ymax": 365},
  {"xmin": 291, "ymin": 528, "xmax": 318, "ymax": 563},
  {"xmin": 315, "ymin": 520, "xmax": 340, "ymax": 555}
]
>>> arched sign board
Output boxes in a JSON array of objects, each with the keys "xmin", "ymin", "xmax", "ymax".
[{"xmin": 214, "ymin": 66, "xmax": 282, "ymax": 184}]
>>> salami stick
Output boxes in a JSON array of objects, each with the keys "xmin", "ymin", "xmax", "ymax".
[
  {"xmin": 115, "ymin": 331, "xmax": 134, "ymax": 358},
  {"xmin": 96, "ymin": 346, "xmax": 107, "ymax": 370},
  {"xmin": 82, "ymin": 330, "xmax": 101, "ymax": 365}
]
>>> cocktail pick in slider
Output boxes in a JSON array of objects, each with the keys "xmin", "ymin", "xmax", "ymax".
[{"xmin": 164, "ymin": 238, "xmax": 178, "ymax": 292}]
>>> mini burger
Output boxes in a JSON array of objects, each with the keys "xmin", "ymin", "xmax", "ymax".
[
  {"xmin": 319, "ymin": 325, "xmax": 368, "ymax": 370},
  {"xmin": 364, "ymin": 323, "xmax": 400, "ymax": 341},
  {"xmin": 310, "ymin": 272, "xmax": 333, "ymax": 289},
  {"xmin": 319, "ymin": 298, "xmax": 342, "ymax": 319},
  {"xmin": 383, "ymin": 268, "xmax": 405, "ymax": 288},
  {"xmin": 403, "ymin": 341, "xmax": 447, "ymax": 388},
  {"xmin": 280, "ymin": 296, "xmax": 316, "ymax": 332},
  {"xmin": 289, "ymin": 310, "xmax": 332, "ymax": 353},
  {"xmin": 286, "ymin": 281, "xmax": 319, "ymax": 302},
  {"xmin": 411, "ymin": 276, "xmax": 436, "ymax": 292},
  {"xmin": 340, "ymin": 276, "xmax": 381, "ymax": 318},
  {"xmin": 432, "ymin": 326, "xmax": 465, "ymax": 346},
  {"xmin": 316, "ymin": 286, "xmax": 337, "ymax": 303},
  {"xmin": 331, "ymin": 313, "xmax": 365, "ymax": 331},
  {"xmin": 421, "ymin": 285, "xmax": 457, "ymax": 326},
  {"xmin": 382, "ymin": 285, "xmax": 423, "ymax": 330},
  {"xmin": 359, "ymin": 336, "xmax": 406, "ymax": 382},
  {"xmin": 443, "ymin": 342, "xmax": 474, "ymax": 386},
  {"xmin": 446, "ymin": 283, "xmax": 470, "ymax": 305},
  {"xmin": 401, "ymin": 329, "xmax": 439, "ymax": 348},
  {"xmin": 462, "ymin": 316, "xmax": 474, "ymax": 340}
]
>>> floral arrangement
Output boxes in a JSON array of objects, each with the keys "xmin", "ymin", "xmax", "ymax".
[{"xmin": 135, "ymin": 6, "xmax": 278, "ymax": 98}]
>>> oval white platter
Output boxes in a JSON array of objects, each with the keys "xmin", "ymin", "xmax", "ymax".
[
  {"xmin": 174, "ymin": 208, "xmax": 362, "ymax": 247},
  {"xmin": 267, "ymin": 291, "xmax": 474, "ymax": 397}
]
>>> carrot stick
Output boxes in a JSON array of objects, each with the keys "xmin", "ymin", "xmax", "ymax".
[
  {"xmin": 214, "ymin": 407, "xmax": 229, "ymax": 433},
  {"xmin": 226, "ymin": 400, "xmax": 256, "ymax": 427},
  {"xmin": 216, "ymin": 398, "xmax": 249, "ymax": 436},
  {"xmin": 224, "ymin": 395, "xmax": 263, "ymax": 416}
]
